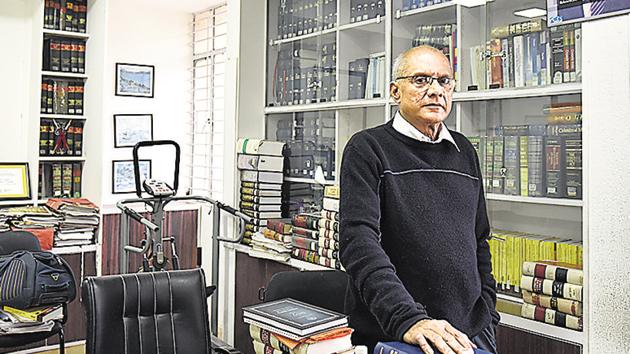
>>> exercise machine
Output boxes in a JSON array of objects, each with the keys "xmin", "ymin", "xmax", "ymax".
[{"xmin": 116, "ymin": 140, "xmax": 250, "ymax": 352}]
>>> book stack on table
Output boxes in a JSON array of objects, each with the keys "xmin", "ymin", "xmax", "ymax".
[
  {"xmin": 520, "ymin": 261, "xmax": 584, "ymax": 331},
  {"xmin": 243, "ymin": 298, "xmax": 353, "ymax": 354},
  {"xmin": 248, "ymin": 219, "xmax": 294, "ymax": 263}
]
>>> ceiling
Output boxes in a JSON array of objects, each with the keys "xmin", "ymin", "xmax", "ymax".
[{"xmin": 139, "ymin": 0, "xmax": 226, "ymax": 13}]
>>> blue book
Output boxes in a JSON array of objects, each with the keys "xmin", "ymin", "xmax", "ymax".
[{"xmin": 374, "ymin": 341, "xmax": 492, "ymax": 354}]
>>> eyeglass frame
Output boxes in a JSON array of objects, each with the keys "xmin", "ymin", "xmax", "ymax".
[{"xmin": 394, "ymin": 75, "xmax": 456, "ymax": 91}]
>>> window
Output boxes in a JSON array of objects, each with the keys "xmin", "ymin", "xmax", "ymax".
[{"xmin": 189, "ymin": 4, "xmax": 227, "ymax": 200}]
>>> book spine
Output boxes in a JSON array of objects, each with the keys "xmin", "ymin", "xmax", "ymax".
[
  {"xmin": 46, "ymin": 79, "xmax": 54, "ymax": 113},
  {"xmin": 544, "ymin": 135, "xmax": 565, "ymax": 198},
  {"xmin": 521, "ymin": 303, "xmax": 582, "ymax": 331},
  {"xmin": 321, "ymin": 209, "xmax": 339, "ymax": 221},
  {"xmin": 292, "ymin": 214, "xmax": 320, "ymax": 229},
  {"xmin": 520, "ymin": 275, "xmax": 583, "ymax": 301},
  {"xmin": 319, "ymin": 227, "xmax": 339, "ymax": 241},
  {"xmin": 62, "ymin": 163, "xmax": 73, "ymax": 196},
  {"xmin": 70, "ymin": 41, "xmax": 79, "ymax": 73},
  {"xmin": 503, "ymin": 134, "xmax": 520, "ymax": 195},
  {"xmin": 522, "ymin": 261, "xmax": 583, "ymax": 285},
  {"xmin": 64, "ymin": 0, "xmax": 74, "ymax": 31},
  {"xmin": 519, "ymin": 135, "xmax": 528, "ymax": 197},
  {"xmin": 522, "ymin": 290, "xmax": 582, "ymax": 317},
  {"xmin": 266, "ymin": 219, "xmax": 292, "ymax": 234},
  {"xmin": 564, "ymin": 135, "xmax": 582, "ymax": 199},
  {"xmin": 73, "ymin": 120, "xmax": 83, "ymax": 156},
  {"xmin": 78, "ymin": 0, "xmax": 87, "ymax": 33},
  {"xmin": 292, "ymin": 226, "xmax": 319, "ymax": 239},
  {"xmin": 52, "ymin": 163, "xmax": 62, "ymax": 196},
  {"xmin": 61, "ymin": 40, "xmax": 71, "ymax": 72},
  {"xmin": 78, "ymin": 41, "xmax": 86, "ymax": 73},
  {"xmin": 550, "ymin": 26, "xmax": 564, "ymax": 84},
  {"xmin": 75, "ymin": 82, "xmax": 84, "ymax": 114},
  {"xmin": 40, "ymin": 119, "xmax": 50, "ymax": 156},
  {"xmin": 72, "ymin": 162, "xmax": 82, "ymax": 197},
  {"xmin": 67, "ymin": 82, "xmax": 76, "ymax": 114}
]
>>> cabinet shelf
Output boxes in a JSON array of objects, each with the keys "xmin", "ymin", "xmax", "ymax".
[
  {"xmin": 39, "ymin": 156, "xmax": 86, "ymax": 162},
  {"xmin": 40, "ymin": 114, "xmax": 86, "ymax": 120},
  {"xmin": 226, "ymin": 243, "xmax": 334, "ymax": 271},
  {"xmin": 265, "ymin": 98, "xmax": 387, "ymax": 114},
  {"xmin": 338, "ymin": 17, "xmax": 384, "ymax": 31},
  {"xmin": 453, "ymin": 83, "xmax": 582, "ymax": 102},
  {"xmin": 272, "ymin": 27, "xmax": 337, "ymax": 46},
  {"xmin": 395, "ymin": 1, "xmax": 457, "ymax": 19},
  {"xmin": 486, "ymin": 194, "xmax": 583, "ymax": 207},
  {"xmin": 43, "ymin": 29, "xmax": 89, "ymax": 39},
  {"xmin": 41, "ymin": 71, "xmax": 87, "ymax": 79},
  {"xmin": 499, "ymin": 312, "xmax": 583, "ymax": 346}
]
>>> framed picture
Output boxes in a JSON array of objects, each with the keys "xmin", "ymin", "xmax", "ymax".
[
  {"xmin": 113, "ymin": 114, "xmax": 154, "ymax": 148},
  {"xmin": 112, "ymin": 160, "xmax": 151, "ymax": 194},
  {"xmin": 115, "ymin": 63, "xmax": 155, "ymax": 98},
  {"xmin": 0, "ymin": 163, "xmax": 31, "ymax": 200},
  {"xmin": 547, "ymin": 0, "xmax": 630, "ymax": 26}
]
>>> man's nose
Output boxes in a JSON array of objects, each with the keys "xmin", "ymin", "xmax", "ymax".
[{"xmin": 425, "ymin": 79, "xmax": 444, "ymax": 96}]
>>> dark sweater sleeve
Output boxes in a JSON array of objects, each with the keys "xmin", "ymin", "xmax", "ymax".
[
  {"xmin": 473, "ymin": 156, "xmax": 500, "ymax": 326},
  {"xmin": 339, "ymin": 143, "xmax": 431, "ymax": 340}
]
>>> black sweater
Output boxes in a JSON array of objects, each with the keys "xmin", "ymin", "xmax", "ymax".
[{"xmin": 339, "ymin": 120, "xmax": 499, "ymax": 342}]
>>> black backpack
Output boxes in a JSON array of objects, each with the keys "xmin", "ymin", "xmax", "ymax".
[{"xmin": 0, "ymin": 250, "xmax": 76, "ymax": 309}]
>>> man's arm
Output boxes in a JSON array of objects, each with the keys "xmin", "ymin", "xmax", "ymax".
[
  {"xmin": 474, "ymin": 159, "xmax": 500, "ymax": 326},
  {"xmin": 339, "ymin": 143, "xmax": 431, "ymax": 339}
]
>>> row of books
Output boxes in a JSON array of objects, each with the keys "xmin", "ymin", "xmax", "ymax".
[
  {"xmin": 350, "ymin": 0, "xmax": 385, "ymax": 23},
  {"xmin": 38, "ymin": 162, "xmax": 83, "ymax": 199},
  {"xmin": 243, "ymin": 298, "xmax": 352, "ymax": 353},
  {"xmin": 40, "ymin": 79, "xmax": 85, "ymax": 115},
  {"xmin": 412, "ymin": 24, "xmax": 457, "ymax": 82},
  {"xmin": 348, "ymin": 54, "xmax": 385, "ymax": 100},
  {"xmin": 488, "ymin": 229, "xmax": 582, "ymax": 294},
  {"xmin": 43, "ymin": 0, "xmax": 87, "ymax": 33},
  {"xmin": 43, "ymin": 38, "xmax": 86, "ymax": 73},
  {"xmin": 275, "ymin": 0, "xmax": 337, "ymax": 40},
  {"xmin": 520, "ymin": 261, "xmax": 583, "ymax": 331},
  {"xmin": 469, "ymin": 120, "xmax": 582, "ymax": 199},
  {"xmin": 273, "ymin": 41, "xmax": 337, "ymax": 106},
  {"xmin": 39, "ymin": 119, "xmax": 84, "ymax": 156},
  {"xmin": 476, "ymin": 20, "xmax": 581, "ymax": 90},
  {"xmin": 401, "ymin": 0, "xmax": 452, "ymax": 11}
]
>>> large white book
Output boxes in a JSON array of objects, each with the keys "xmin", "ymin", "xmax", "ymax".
[
  {"xmin": 236, "ymin": 138, "xmax": 285, "ymax": 156},
  {"xmin": 237, "ymin": 154, "xmax": 284, "ymax": 172}
]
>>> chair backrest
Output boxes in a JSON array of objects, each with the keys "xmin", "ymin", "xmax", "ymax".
[
  {"xmin": 82, "ymin": 268, "xmax": 211, "ymax": 354},
  {"xmin": 263, "ymin": 270, "xmax": 352, "ymax": 314},
  {"xmin": 0, "ymin": 231, "xmax": 41, "ymax": 255}
]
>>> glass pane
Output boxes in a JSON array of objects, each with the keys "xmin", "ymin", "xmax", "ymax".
[{"xmin": 340, "ymin": 0, "xmax": 385, "ymax": 26}]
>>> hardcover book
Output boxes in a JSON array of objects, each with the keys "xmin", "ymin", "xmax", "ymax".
[
  {"xmin": 242, "ymin": 298, "xmax": 347, "ymax": 340},
  {"xmin": 374, "ymin": 341, "xmax": 492, "ymax": 354},
  {"xmin": 521, "ymin": 303, "xmax": 582, "ymax": 331}
]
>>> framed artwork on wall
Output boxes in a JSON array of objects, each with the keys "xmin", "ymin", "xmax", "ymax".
[
  {"xmin": 113, "ymin": 114, "xmax": 154, "ymax": 148},
  {"xmin": 112, "ymin": 159, "xmax": 151, "ymax": 194},
  {"xmin": 115, "ymin": 63, "xmax": 155, "ymax": 98},
  {"xmin": 0, "ymin": 163, "xmax": 31, "ymax": 200}
]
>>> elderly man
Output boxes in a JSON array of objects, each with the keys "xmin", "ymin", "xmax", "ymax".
[{"xmin": 339, "ymin": 45, "xmax": 500, "ymax": 354}]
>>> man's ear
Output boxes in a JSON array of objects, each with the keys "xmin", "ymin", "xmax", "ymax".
[{"xmin": 390, "ymin": 82, "xmax": 400, "ymax": 102}]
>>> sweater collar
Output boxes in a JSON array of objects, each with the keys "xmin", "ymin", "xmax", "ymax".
[{"xmin": 392, "ymin": 111, "xmax": 460, "ymax": 152}]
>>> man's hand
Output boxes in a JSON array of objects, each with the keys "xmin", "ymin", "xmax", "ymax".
[{"xmin": 403, "ymin": 319, "xmax": 477, "ymax": 354}]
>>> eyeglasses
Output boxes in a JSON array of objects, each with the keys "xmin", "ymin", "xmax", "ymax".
[{"xmin": 395, "ymin": 75, "xmax": 456, "ymax": 91}]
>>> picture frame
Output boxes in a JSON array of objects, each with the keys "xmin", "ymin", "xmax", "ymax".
[
  {"xmin": 113, "ymin": 114, "xmax": 154, "ymax": 148},
  {"xmin": 0, "ymin": 163, "xmax": 31, "ymax": 200},
  {"xmin": 112, "ymin": 160, "xmax": 151, "ymax": 194},
  {"xmin": 115, "ymin": 63, "xmax": 155, "ymax": 98}
]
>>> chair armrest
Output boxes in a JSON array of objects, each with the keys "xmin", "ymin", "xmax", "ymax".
[{"xmin": 206, "ymin": 285, "xmax": 216, "ymax": 298}]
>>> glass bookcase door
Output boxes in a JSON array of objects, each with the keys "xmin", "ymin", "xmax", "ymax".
[
  {"xmin": 458, "ymin": 94, "xmax": 583, "ymax": 295},
  {"xmin": 391, "ymin": 2, "xmax": 459, "ymax": 87},
  {"xmin": 479, "ymin": 0, "xmax": 582, "ymax": 91}
]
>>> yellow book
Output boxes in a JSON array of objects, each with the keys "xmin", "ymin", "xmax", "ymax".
[{"xmin": 2, "ymin": 304, "xmax": 62, "ymax": 322}]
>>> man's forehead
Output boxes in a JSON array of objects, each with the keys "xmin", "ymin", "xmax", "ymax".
[{"xmin": 403, "ymin": 49, "xmax": 452, "ymax": 76}]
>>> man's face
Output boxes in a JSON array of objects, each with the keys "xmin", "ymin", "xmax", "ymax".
[{"xmin": 390, "ymin": 49, "xmax": 454, "ymax": 127}]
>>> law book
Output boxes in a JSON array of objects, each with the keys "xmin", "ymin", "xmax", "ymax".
[
  {"xmin": 46, "ymin": 79, "xmax": 54, "ymax": 113},
  {"xmin": 77, "ymin": 0, "xmax": 87, "ymax": 33},
  {"xmin": 519, "ymin": 135, "xmax": 529, "ymax": 196},
  {"xmin": 238, "ymin": 154, "xmax": 285, "ymax": 172},
  {"xmin": 522, "ymin": 261, "xmax": 583, "ymax": 286},
  {"xmin": 40, "ymin": 81, "xmax": 48, "ymax": 113},
  {"xmin": 52, "ymin": 163, "xmax": 63, "ymax": 197},
  {"xmin": 292, "ymin": 226, "xmax": 319, "ymax": 240},
  {"xmin": 61, "ymin": 163, "xmax": 73, "ymax": 196},
  {"xmin": 67, "ymin": 83, "xmax": 76, "ymax": 114},
  {"xmin": 321, "ymin": 209, "xmax": 339, "ymax": 221},
  {"xmin": 252, "ymin": 340, "xmax": 285, "ymax": 354},
  {"xmin": 74, "ymin": 82, "xmax": 84, "ymax": 114},
  {"xmin": 240, "ymin": 201, "xmax": 282, "ymax": 212},
  {"xmin": 262, "ymin": 228, "xmax": 292, "ymax": 243},
  {"xmin": 63, "ymin": 0, "xmax": 74, "ymax": 31},
  {"xmin": 243, "ymin": 210, "xmax": 283, "ymax": 220},
  {"xmin": 292, "ymin": 214, "xmax": 320, "ymax": 229},
  {"xmin": 70, "ymin": 41, "xmax": 79, "ymax": 73},
  {"xmin": 250, "ymin": 323, "xmax": 352, "ymax": 354},
  {"xmin": 45, "ymin": 38, "xmax": 62, "ymax": 71},
  {"xmin": 71, "ymin": 1, "xmax": 79, "ymax": 31},
  {"xmin": 60, "ymin": 40, "xmax": 72, "ymax": 72},
  {"xmin": 490, "ymin": 135, "xmax": 504, "ymax": 194},
  {"xmin": 574, "ymin": 26, "xmax": 581, "ymax": 82},
  {"xmin": 550, "ymin": 25, "xmax": 565, "ymax": 84},
  {"xmin": 242, "ymin": 298, "xmax": 347, "ymax": 340},
  {"xmin": 520, "ymin": 275, "xmax": 582, "ymax": 302},
  {"xmin": 65, "ymin": 121, "xmax": 74, "ymax": 155},
  {"xmin": 292, "ymin": 235, "xmax": 319, "ymax": 251},
  {"xmin": 375, "ymin": 341, "xmax": 492, "ymax": 354},
  {"xmin": 40, "ymin": 119, "xmax": 50, "ymax": 156},
  {"xmin": 318, "ymin": 228, "xmax": 339, "ymax": 241},
  {"xmin": 292, "ymin": 248, "xmax": 341, "ymax": 269},
  {"xmin": 323, "ymin": 197, "xmax": 339, "ymax": 212},
  {"xmin": 77, "ymin": 42, "xmax": 86, "ymax": 73},
  {"xmin": 317, "ymin": 237, "xmax": 338, "ymax": 250},
  {"xmin": 502, "ymin": 134, "xmax": 520, "ymax": 195},
  {"xmin": 522, "ymin": 290, "xmax": 582, "ymax": 317},
  {"xmin": 267, "ymin": 219, "xmax": 293, "ymax": 234},
  {"xmin": 241, "ymin": 170, "xmax": 284, "ymax": 184},
  {"xmin": 237, "ymin": 138, "xmax": 286, "ymax": 156},
  {"xmin": 241, "ymin": 187, "xmax": 282, "ymax": 198},
  {"xmin": 242, "ymin": 181, "xmax": 284, "ymax": 191},
  {"xmin": 564, "ymin": 134, "xmax": 582, "ymax": 199},
  {"xmin": 521, "ymin": 303, "xmax": 582, "ymax": 331},
  {"xmin": 44, "ymin": 0, "xmax": 53, "ymax": 29},
  {"xmin": 249, "ymin": 325, "xmax": 290, "ymax": 352},
  {"xmin": 47, "ymin": 120, "xmax": 56, "ymax": 155},
  {"xmin": 73, "ymin": 120, "xmax": 84, "ymax": 156},
  {"xmin": 527, "ymin": 125, "xmax": 546, "ymax": 197},
  {"xmin": 72, "ymin": 162, "xmax": 82, "ymax": 197},
  {"xmin": 53, "ymin": 80, "xmax": 68, "ymax": 114},
  {"xmin": 241, "ymin": 195, "xmax": 282, "ymax": 205},
  {"xmin": 320, "ymin": 219, "xmax": 339, "ymax": 232},
  {"xmin": 544, "ymin": 136, "xmax": 565, "ymax": 198}
]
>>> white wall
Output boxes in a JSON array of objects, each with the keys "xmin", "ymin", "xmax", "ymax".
[
  {"xmin": 99, "ymin": 0, "xmax": 193, "ymax": 206},
  {"xmin": 583, "ymin": 13, "xmax": 630, "ymax": 354},
  {"xmin": 0, "ymin": 0, "xmax": 34, "ymax": 162}
]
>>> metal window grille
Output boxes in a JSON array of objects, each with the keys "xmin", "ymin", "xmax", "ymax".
[{"xmin": 188, "ymin": 4, "xmax": 227, "ymax": 200}]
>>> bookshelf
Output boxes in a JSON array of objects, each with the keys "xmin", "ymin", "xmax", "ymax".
[{"xmin": 259, "ymin": 0, "xmax": 586, "ymax": 351}]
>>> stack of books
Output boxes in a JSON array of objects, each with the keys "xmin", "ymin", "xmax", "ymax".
[
  {"xmin": 46, "ymin": 198, "xmax": 99, "ymax": 247},
  {"xmin": 243, "ymin": 298, "xmax": 353, "ymax": 354},
  {"xmin": 237, "ymin": 138, "xmax": 287, "ymax": 244},
  {"xmin": 319, "ymin": 185, "xmax": 340, "ymax": 266},
  {"xmin": 290, "ymin": 213, "xmax": 338, "ymax": 270},
  {"xmin": 0, "ymin": 304, "xmax": 62, "ymax": 335},
  {"xmin": 348, "ymin": 54, "xmax": 386, "ymax": 100},
  {"xmin": 520, "ymin": 261, "xmax": 583, "ymax": 331},
  {"xmin": 248, "ymin": 220, "xmax": 294, "ymax": 262}
]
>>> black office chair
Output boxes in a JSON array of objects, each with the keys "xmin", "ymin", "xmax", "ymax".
[
  {"xmin": 82, "ymin": 268, "xmax": 213, "ymax": 354},
  {"xmin": 0, "ymin": 231, "xmax": 67, "ymax": 353}
]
